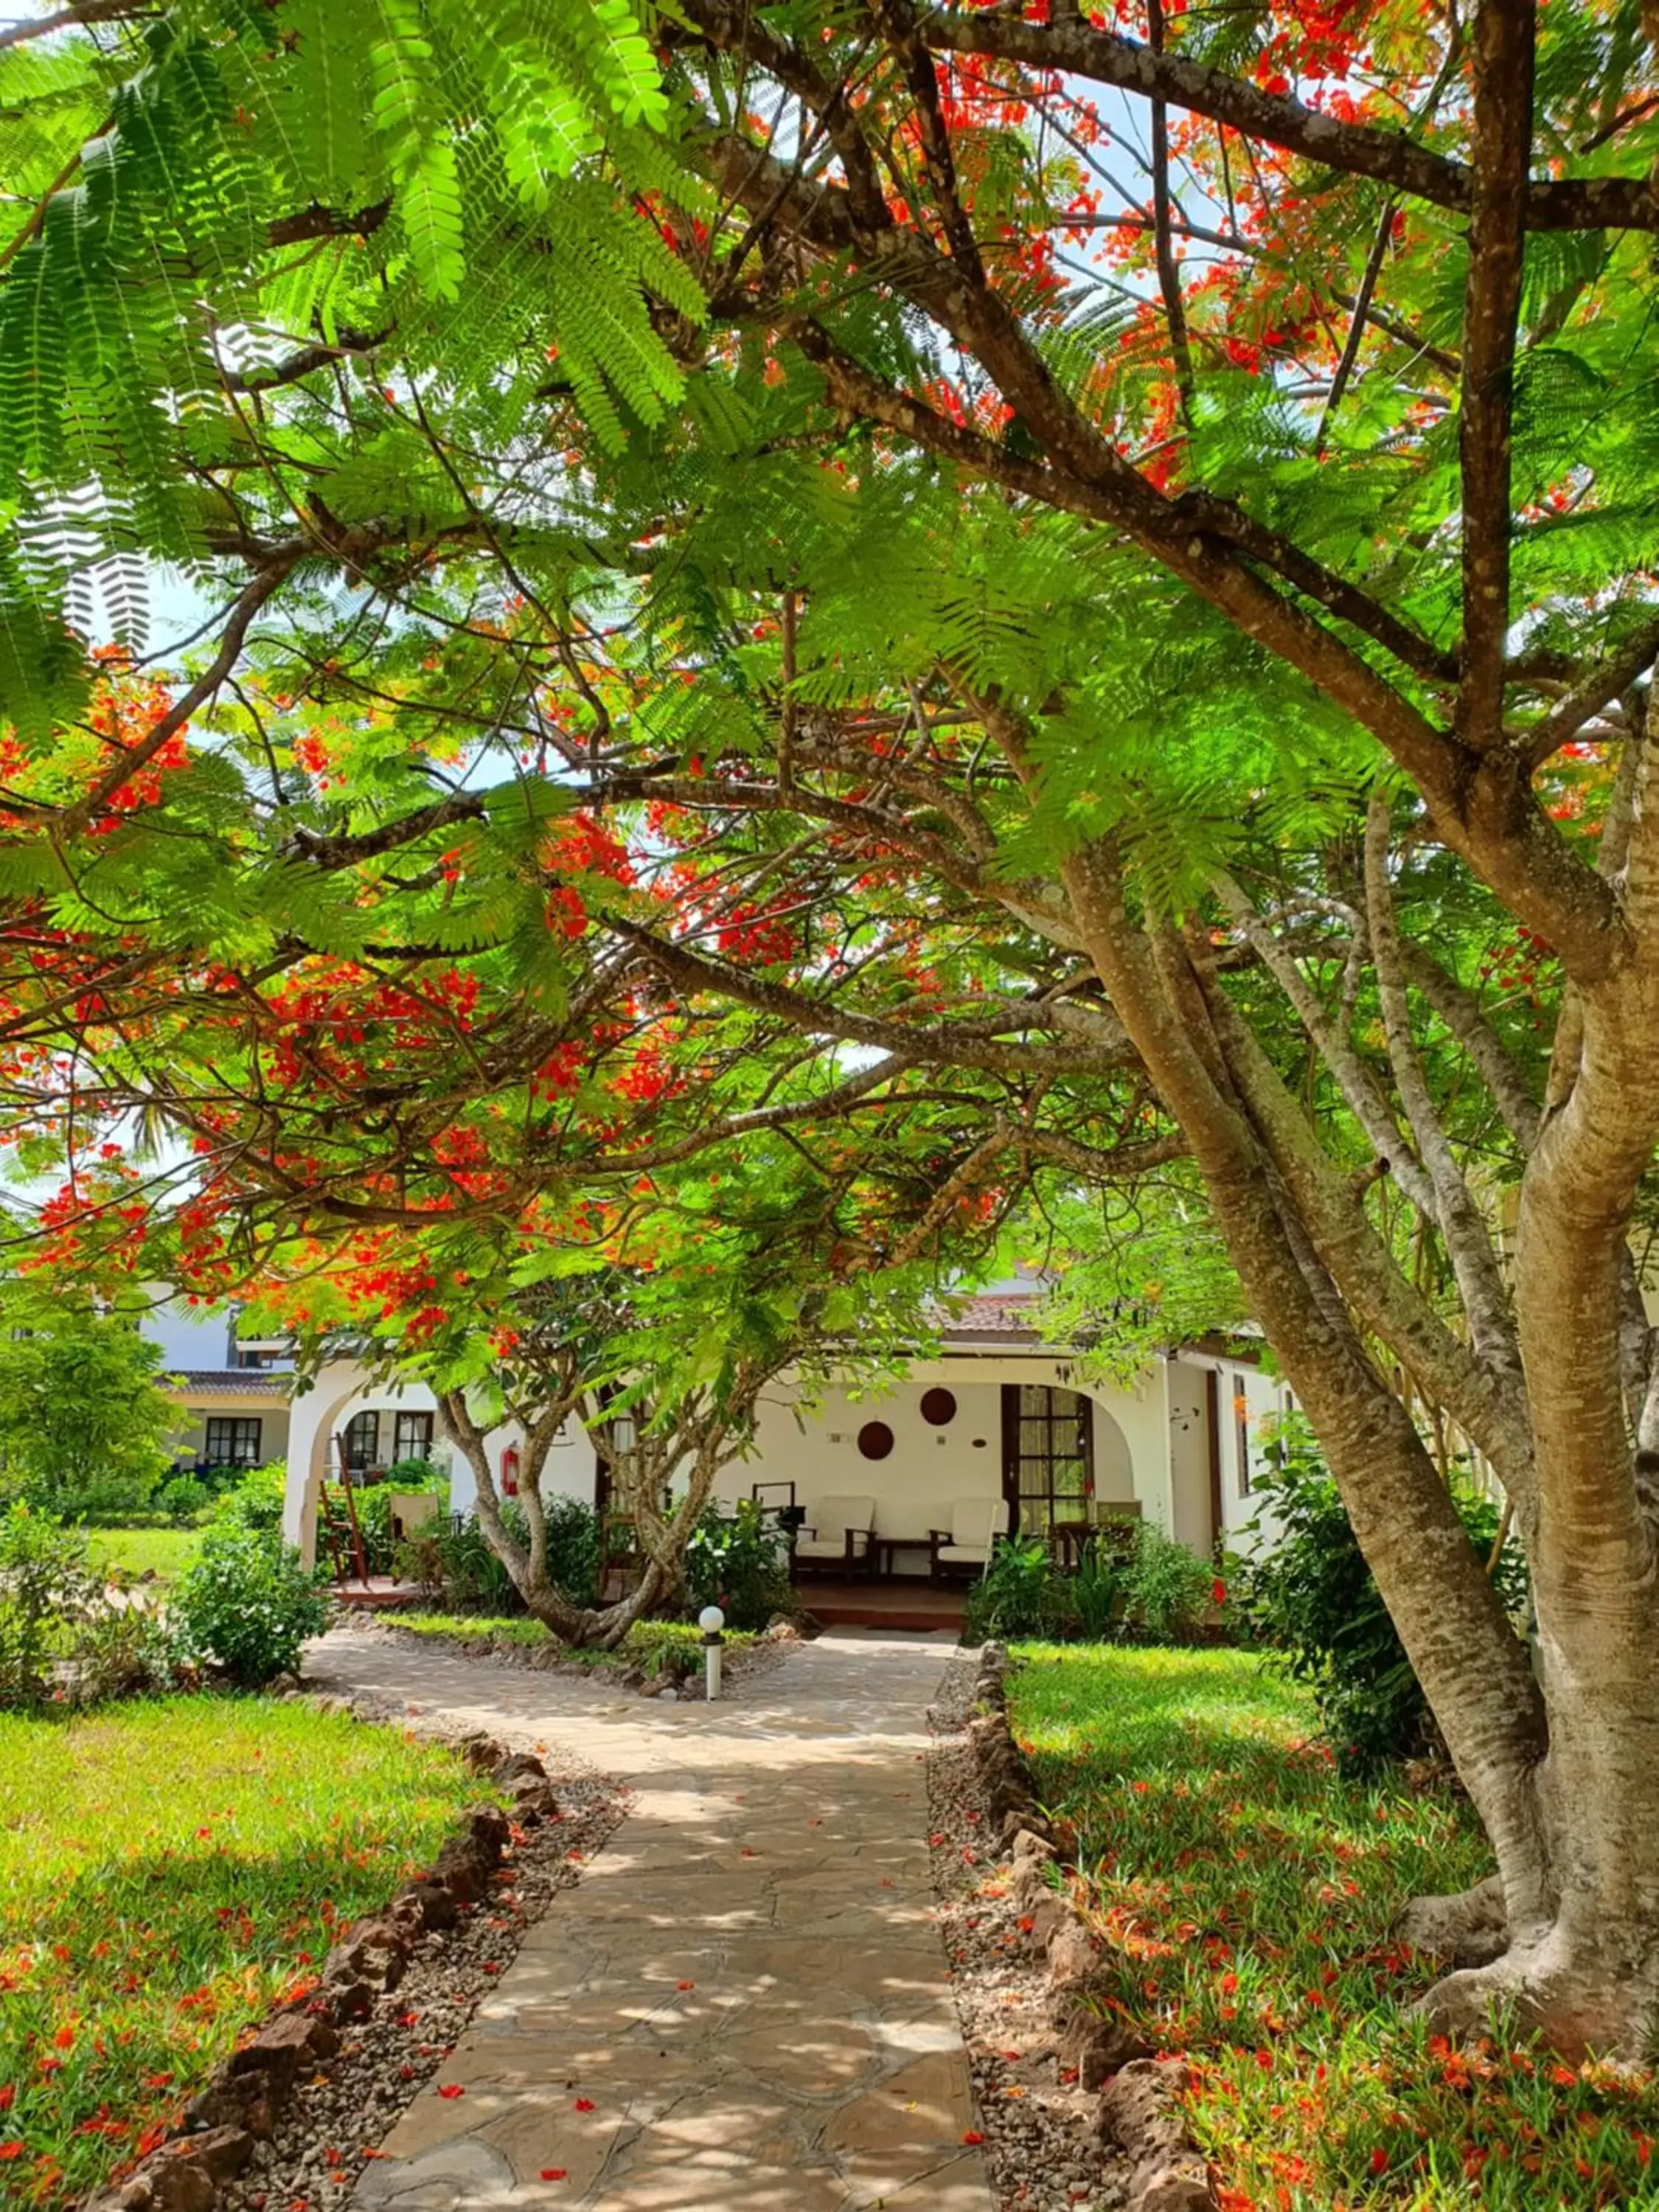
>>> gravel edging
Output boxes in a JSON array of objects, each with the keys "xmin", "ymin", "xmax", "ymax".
[
  {"xmin": 83, "ymin": 1702, "xmax": 625, "ymax": 2212},
  {"xmin": 219, "ymin": 1770, "xmax": 623, "ymax": 2212},
  {"xmin": 931, "ymin": 1649, "xmax": 1216, "ymax": 2212},
  {"xmin": 926, "ymin": 1652, "xmax": 1129, "ymax": 2212}
]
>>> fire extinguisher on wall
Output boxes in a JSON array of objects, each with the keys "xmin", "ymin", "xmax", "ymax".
[{"xmin": 500, "ymin": 1446, "xmax": 520, "ymax": 1498}]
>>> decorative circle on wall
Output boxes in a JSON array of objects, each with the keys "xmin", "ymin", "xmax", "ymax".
[
  {"xmin": 919, "ymin": 1386, "xmax": 958, "ymax": 1427},
  {"xmin": 857, "ymin": 1419, "xmax": 895, "ymax": 1461}
]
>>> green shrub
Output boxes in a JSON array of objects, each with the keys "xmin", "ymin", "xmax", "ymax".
[
  {"xmin": 215, "ymin": 1463, "xmax": 286, "ymax": 1535},
  {"xmin": 196, "ymin": 1460, "xmax": 262, "ymax": 1497},
  {"xmin": 69, "ymin": 1597, "xmax": 189, "ymax": 1703},
  {"xmin": 0, "ymin": 1298, "xmax": 177, "ymax": 1520},
  {"xmin": 684, "ymin": 1498, "xmax": 790, "ymax": 1630},
  {"xmin": 159, "ymin": 1474, "xmax": 211, "ymax": 1525},
  {"xmin": 1068, "ymin": 1537, "xmax": 1120, "ymax": 1640},
  {"xmin": 963, "ymin": 1536, "xmax": 1054, "ymax": 1642},
  {"xmin": 396, "ymin": 1499, "xmax": 602, "ymax": 1613},
  {"xmin": 1235, "ymin": 1419, "xmax": 1528, "ymax": 1770},
  {"xmin": 0, "ymin": 1507, "xmax": 185, "ymax": 1706},
  {"xmin": 174, "ymin": 1525, "xmax": 329, "ymax": 1687},
  {"xmin": 0, "ymin": 1505, "xmax": 97, "ymax": 1706},
  {"xmin": 536, "ymin": 1494, "xmax": 602, "ymax": 1607},
  {"xmin": 1116, "ymin": 1520, "xmax": 1216, "ymax": 1641},
  {"xmin": 397, "ymin": 1512, "xmax": 522, "ymax": 1610},
  {"xmin": 383, "ymin": 1455, "xmax": 440, "ymax": 1485}
]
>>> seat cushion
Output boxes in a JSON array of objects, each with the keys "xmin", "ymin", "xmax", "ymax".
[
  {"xmin": 795, "ymin": 1536, "xmax": 853, "ymax": 1559},
  {"xmin": 937, "ymin": 1543, "xmax": 991, "ymax": 1564}
]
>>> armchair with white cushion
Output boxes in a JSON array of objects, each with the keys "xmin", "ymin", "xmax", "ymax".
[
  {"xmin": 792, "ymin": 1495, "xmax": 877, "ymax": 1577},
  {"xmin": 928, "ymin": 1495, "xmax": 1011, "ymax": 1584}
]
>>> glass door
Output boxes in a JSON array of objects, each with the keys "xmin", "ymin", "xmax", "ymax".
[{"xmin": 1001, "ymin": 1384, "xmax": 1093, "ymax": 1537}]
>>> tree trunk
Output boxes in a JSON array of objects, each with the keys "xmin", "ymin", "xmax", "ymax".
[
  {"xmin": 437, "ymin": 1388, "xmax": 732, "ymax": 1651},
  {"xmin": 996, "ymin": 804, "xmax": 1584, "ymax": 2034},
  {"xmin": 1435, "ymin": 928, "xmax": 1659, "ymax": 2053}
]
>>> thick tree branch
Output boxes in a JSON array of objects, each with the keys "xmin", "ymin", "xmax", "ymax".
[
  {"xmin": 0, "ymin": 0, "xmax": 146, "ymax": 49},
  {"xmin": 1213, "ymin": 869, "xmax": 1438, "ymax": 1217},
  {"xmin": 1144, "ymin": 0, "xmax": 1194, "ymax": 422},
  {"xmin": 585, "ymin": 1051, "xmax": 917, "ymax": 1173},
  {"xmin": 1201, "ymin": 981, "xmax": 1538, "ymax": 1514},
  {"xmin": 922, "ymin": 7, "xmax": 1659, "ymax": 234},
  {"xmin": 1524, "ymin": 613, "xmax": 1659, "ymax": 769},
  {"xmin": 1318, "ymin": 200, "xmax": 1395, "ymax": 449},
  {"xmin": 1455, "ymin": 0, "xmax": 1534, "ymax": 746},
  {"xmin": 266, "ymin": 199, "xmax": 393, "ymax": 250},
  {"xmin": 280, "ymin": 793, "xmax": 488, "ymax": 872},
  {"xmin": 1400, "ymin": 942, "xmax": 1541, "ymax": 1150},
  {"xmin": 220, "ymin": 327, "xmax": 393, "ymax": 395},
  {"xmin": 611, "ymin": 917, "xmax": 1117, "ymax": 1077}
]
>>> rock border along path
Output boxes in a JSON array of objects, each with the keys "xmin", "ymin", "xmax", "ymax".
[{"xmin": 302, "ymin": 1624, "xmax": 997, "ymax": 2212}]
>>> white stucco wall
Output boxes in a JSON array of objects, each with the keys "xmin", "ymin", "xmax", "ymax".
[
  {"xmin": 280, "ymin": 1346, "xmax": 1234, "ymax": 1568},
  {"xmin": 284, "ymin": 1366, "xmax": 443, "ymax": 1565},
  {"xmin": 1165, "ymin": 1358, "xmax": 1212, "ymax": 1554},
  {"xmin": 282, "ymin": 1374, "xmax": 602, "ymax": 1566},
  {"xmin": 1217, "ymin": 1358, "xmax": 1293, "ymax": 1553},
  {"xmin": 444, "ymin": 1409, "xmax": 597, "ymax": 1520},
  {"xmin": 712, "ymin": 1354, "xmax": 1169, "ymax": 1542},
  {"xmin": 173, "ymin": 1401, "xmax": 291, "ymax": 1469}
]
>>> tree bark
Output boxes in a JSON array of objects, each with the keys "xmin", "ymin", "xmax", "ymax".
[
  {"xmin": 1443, "ymin": 714, "xmax": 1659, "ymax": 2053},
  {"xmin": 976, "ymin": 706, "xmax": 1580, "ymax": 2029},
  {"xmin": 437, "ymin": 1382, "xmax": 749, "ymax": 1650}
]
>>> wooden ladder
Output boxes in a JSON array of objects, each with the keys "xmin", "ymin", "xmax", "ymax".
[{"xmin": 318, "ymin": 1468, "xmax": 371, "ymax": 1588}]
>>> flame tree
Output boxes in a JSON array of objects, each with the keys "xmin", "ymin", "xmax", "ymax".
[{"xmin": 7, "ymin": 0, "xmax": 1659, "ymax": 2051}]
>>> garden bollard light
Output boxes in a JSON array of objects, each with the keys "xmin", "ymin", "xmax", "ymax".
[{"xmin": 699, "ymin": 1604, "xmax": 725, "ymax": 1700}]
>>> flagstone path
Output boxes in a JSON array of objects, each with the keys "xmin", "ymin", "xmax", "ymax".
[{"xmin": 302, "ymin": 1625, "xmax": 996, "ymax": 2212}]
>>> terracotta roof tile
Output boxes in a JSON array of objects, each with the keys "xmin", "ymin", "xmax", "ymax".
[{"xmin": 939, "ymin": 1292, "xmax": 1043, "ymax": 1341}]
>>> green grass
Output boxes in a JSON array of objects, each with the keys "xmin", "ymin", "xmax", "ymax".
[
  {"xmin": 0, "ymin": 1697, "xmax": 491, "ymax": 2205},
  {"xmin": 397, "ymin": 1613, "xmax": 757, "ymax": 1669},
  {"xmin": 400, "ymin": 1610, "xmax": 552, "ymax": 1646},
  {"xmin": 1007, "ymin": 1644, "xmax": 1658, "ymax": 2211},
  {"xmin": 84, "ymin": 1526, "xmax": 204, "ymax": 1585}
]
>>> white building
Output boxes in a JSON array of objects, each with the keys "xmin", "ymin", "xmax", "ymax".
[
  {"xmin": 144, "ymin": 1302, "xmax": 294, "ymax": 1473},
  {"xmin": 276, "ymin": 1287, "xmax": 1291, "ymax": 1572}
]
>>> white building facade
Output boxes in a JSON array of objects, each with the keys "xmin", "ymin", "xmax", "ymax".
[{"xmin": 277, "ymin": 1290, "xmax": 1290, "ymax": 1571}]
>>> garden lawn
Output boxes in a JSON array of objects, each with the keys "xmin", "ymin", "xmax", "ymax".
[
  {"xmin": 1007, "ymin": 1646, "xmax": 1658, "ymax": 2211},
  {"xmin": 84, "ymin": 1526, "xmax": 203, "ymax": 1585},
  {"xmin": 397, "ymin": 1614, "xmax": 757, "ymax": 1668},
  {"xmin": 0, "ymin": 1696, "xmax": 490, "ymax": 2206}
]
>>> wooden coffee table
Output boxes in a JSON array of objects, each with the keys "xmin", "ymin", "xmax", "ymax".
[{"xmin": 870, "ymin": 1536, "xmax": 933, "ymax": 1579}]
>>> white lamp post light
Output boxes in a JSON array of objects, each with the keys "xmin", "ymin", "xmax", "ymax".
[{"xmin": 698, "ymin": 1604, "xmax": 726, "ymax": 1700}]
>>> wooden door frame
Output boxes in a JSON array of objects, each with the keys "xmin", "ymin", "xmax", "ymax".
[
  {"xmin": 1001, "ymin": 1380, "xmax": 1096, "ymax": 1536},
  {"xmin": 1204, "ymin": 1367, "xmax": 1224, "ymax": 1556}
]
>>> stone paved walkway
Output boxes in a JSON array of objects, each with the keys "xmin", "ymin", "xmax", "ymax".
[{"xmin": 304, "ymin": 1627, "xmax": 996, "ymax": 2212}]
